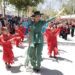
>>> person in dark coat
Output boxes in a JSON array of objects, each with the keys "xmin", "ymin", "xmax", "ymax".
[{"xmin": 71, "ymin": 22, "xmax": 75, "ymax": 37}]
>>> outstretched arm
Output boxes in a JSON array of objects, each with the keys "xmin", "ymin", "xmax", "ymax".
[
  {"xmin": 45, "ymin": 8, "xmax": 64, "ymax": 25},
  {"xmin": 46, "ymin": 17, "xmax": 56, "ymax": 23}
]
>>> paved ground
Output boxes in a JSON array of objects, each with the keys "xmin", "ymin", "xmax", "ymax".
[{"xmin": 0, "ymin": 34, "xmax": 75, "ymax": 75}]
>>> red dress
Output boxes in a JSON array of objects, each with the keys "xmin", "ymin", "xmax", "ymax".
[
  {"xmin": 45, "ymin": 28, "xmax": 60, "ymax": 56},
  {"xmin": 18, "ymin": 26, "xmax": 25, "ymax": 41},
  {"xmin": 13, "ymin": 26, "xmax": 25, "ymax": 47},
  {"xmin": 0, "ymin": 34, "xmax": 14, "ymax": 64},
  {"xmin": 13, "ymin": 34, "xmax": 21, "ymax": 47}
]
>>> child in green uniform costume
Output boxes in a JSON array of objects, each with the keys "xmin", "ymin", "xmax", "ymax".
[{"xmin": 26, "ymin": 11, "xmax": 55, "ymax": 72}]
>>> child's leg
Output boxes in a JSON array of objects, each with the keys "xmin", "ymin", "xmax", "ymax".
[
  {"xmin": 54, "ymin": 47, "xmax": 58, "ymax": 57},
  {"xmin": 21, "ymin": 35, "xmax": 25, "ymax": 42},
  {"xmin": 48, "ymin": 44, "xmax": 53, "ymax": 57},
  {"xmin": 15, "ymin": 38, "xmax": 21, "ymax": 47}
]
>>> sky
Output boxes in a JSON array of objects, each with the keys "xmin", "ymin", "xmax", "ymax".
[{"xmin": 37, "ymin": 0, "xmax": 63, "ymax": 11}]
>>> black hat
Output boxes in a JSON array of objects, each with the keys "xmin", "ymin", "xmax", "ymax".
[
  {"xmin": 31, "ymin": 11, "xmax": 43, "ymax": 17},
  {"xmin": 31, "ymin": 14, "xmax": 35, "ymax": 17}
]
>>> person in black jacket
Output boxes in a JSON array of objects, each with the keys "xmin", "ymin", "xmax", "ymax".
[
  {"xmin": 70, "ymin": 21, "xmax": 75, "ymax": 37},
  {"xmin": 0, "ymin": 16, "xmax": 5, "ymax": 27}
]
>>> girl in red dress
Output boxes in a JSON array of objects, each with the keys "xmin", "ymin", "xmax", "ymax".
[
  {"xmin": 0, "ymin": 27, "xmax": 14, "ymax": 68},
  {"xmin": 45, "ymin": 23, "xmax": 61, "ymax": 58},
  {"xmin": 18, "ymin": 24, "xmax": 26, "ymax": 42},
  {"xmin": 14, "ymin": 25, "xmax": 23, "ymax": 47}
]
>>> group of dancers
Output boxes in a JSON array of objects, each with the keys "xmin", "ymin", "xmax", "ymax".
[{"xmin": 0, "ymin": 11, "xmax": 74, "ymax": 73}]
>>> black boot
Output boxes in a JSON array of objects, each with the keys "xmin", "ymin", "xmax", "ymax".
[
  {"xmin": 49, "ymin": 55, "xmax": 53, "ymax": 58},
  {"xmin": 7, "ymin": 64, "xmax": 11, "ymax": 69},
  {"xmin": 33, "ymin": 68, "xmax": 40, "ymax": 73}
]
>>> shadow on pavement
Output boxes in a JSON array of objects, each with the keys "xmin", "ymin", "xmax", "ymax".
[
  {"xmin": 58, "ymin": 49, "xmax": 67, "ymax": 53},
  {"xmin": 55, "ymin": 57, "xmax": 72, "ymax": 63},
  {"xmin": 40, "ymin": 67, "xmax": 63, "ymax": 75},
  {"xmin": 58, "ymin": 42, "xmax": 75, "ymax": 46},
  {"xmin": 9, "ymin": 65, "xmax": 23, "ymax": 73},
  {"xmin": 67, "ymin": 38, "xmax": 72, "ymax": 41},
  {"xmin": 43, "ymin": 56, "xmax": 72, "ymax": 63}
]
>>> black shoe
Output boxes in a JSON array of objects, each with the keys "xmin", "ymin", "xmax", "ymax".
[
  {"xmin": 33, "ymin": 68, "xmax": 40, "ymax": 73},
  {"xmin": 5, "ymin": 63, "xmax": 7, "ymax": 65},
  {"xmin": 54, "ymin": 56, "xmax": 57, "ymax": 59},
  {"xmin": 33, "ymin": 68, "xmax": 37, "ymax": 72},
  {"xmin": 7, "ymin": 65, "xmax": 11, "ymax": 69},
  {"xmin": 49, "ymin": 55, "xmax": 53, "ymax": 58},
  {"xmin": 36, "ymin": 69, "xmax": 40, "ymax": 72}
]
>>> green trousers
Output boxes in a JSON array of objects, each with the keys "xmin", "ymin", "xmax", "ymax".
[{"xmin": 28, "ymin": 43, "xmax": 43, "ymax": 69}]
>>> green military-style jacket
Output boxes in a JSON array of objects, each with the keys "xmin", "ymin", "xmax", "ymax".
[{"xmin": 28, "ymin": 17, "xmax": 55, "ymax": 46}]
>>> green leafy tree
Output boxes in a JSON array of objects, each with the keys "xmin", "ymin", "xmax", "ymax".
[
  {"xmin": 8, "ymin": 0, "xmax": 43, "ymax": 16},
  {"xmin": 62, "ymin": 0, "xmax": 75, "ymax": 14}
]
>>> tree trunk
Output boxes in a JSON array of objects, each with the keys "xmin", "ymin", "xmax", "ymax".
[
  {"xmin": 3, "ymin": 0, "xmax": 6, "ymax": 17},
  {"xmin": 18, "ymin": 9, "xmax": 20, "ymax": 17}
]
